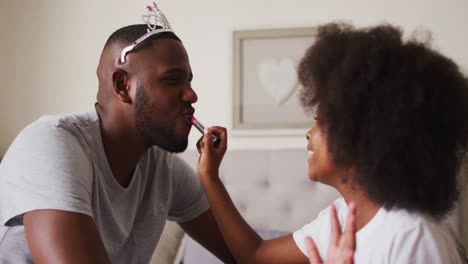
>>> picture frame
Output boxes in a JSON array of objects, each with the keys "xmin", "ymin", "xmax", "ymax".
[{"xmin": 233, "ymin": 27, "xmax": 317, "ymax": 135}]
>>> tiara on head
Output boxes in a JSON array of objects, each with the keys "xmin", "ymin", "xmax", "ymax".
[{"xmin": 120, "ymin": 2, "xmax": 174, "ymax": 63}]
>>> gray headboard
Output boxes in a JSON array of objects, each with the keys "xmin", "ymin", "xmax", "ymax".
[{"xmin": 179, "ymin": 148, "xmax": 341, "ymax": 232}]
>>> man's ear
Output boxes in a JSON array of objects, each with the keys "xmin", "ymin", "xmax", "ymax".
[{"xmin": 112, "ymin": 69, "xmax": 132, "ymax": 104}]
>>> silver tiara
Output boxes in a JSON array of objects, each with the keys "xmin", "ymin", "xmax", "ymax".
[{"xmin": 120, "ymin": 2, "xmax": 174, "ymax": 63}]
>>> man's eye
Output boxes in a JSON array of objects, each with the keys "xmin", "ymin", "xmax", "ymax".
[
  {"xmin": 162, "ymin": 75, "xmax": 192, "ymax": 86},
  {"xmin": 163, "ymin": 77, "xmax": 181, "ymax": 84}
]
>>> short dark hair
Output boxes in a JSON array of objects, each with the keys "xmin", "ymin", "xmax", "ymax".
[
  {"xmin": 298, "ymin": 22, "xmax": 468, "ymax": 218},
  {"xmin": 104, "ymin": 24, "xmax": 181, "ymax": 49}
]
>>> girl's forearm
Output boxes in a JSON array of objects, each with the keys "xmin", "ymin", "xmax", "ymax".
[{"xmin": 201, "ymin": 176, "xmax": 263, "ymax": 263}]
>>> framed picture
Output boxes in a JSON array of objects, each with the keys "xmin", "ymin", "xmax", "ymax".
[{"xmin": 233, "ymin": 27, "xmax": 317, "ymax": 134}]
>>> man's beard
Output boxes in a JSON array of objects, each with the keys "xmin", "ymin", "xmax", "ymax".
[{"xmin": 134, "ymin": 86, "xmax": 188, "ymax": 153}]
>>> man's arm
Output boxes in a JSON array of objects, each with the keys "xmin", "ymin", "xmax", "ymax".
[
  {"xmin": 179, "ymin": 208, "xmax": 237, "ymax": 264},
  {"xmin": 24, "ymin": 210, "xmax": 111, "ymax": 264}
]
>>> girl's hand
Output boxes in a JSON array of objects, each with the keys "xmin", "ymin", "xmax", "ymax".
[
  {"xmin": 306, "ymin": 202, "xmax": 356, "ymax": 264},
  {"xmin": 196, "ymin": 126, "xmax": 227, "ymax": 181}
]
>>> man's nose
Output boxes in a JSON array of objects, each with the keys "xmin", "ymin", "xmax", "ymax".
[{"xmin": 183, "ymin": 86, "xmax": 198, "ymax": 103}]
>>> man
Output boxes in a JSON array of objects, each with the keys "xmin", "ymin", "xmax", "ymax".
[{"xmin": 0, "ymin": 4, "xmax": 235, "ymax": 263}]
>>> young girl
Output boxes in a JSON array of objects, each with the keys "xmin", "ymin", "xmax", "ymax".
[{"xmin": 197, "ymin": 22, "xmax": 468, "ymax": 263}]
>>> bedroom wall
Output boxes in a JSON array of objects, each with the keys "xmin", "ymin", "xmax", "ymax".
[{"xmin": 1, "ymin": 0, "xmax": 468, "ymax": 249}]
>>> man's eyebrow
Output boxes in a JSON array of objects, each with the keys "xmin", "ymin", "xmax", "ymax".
[{"xmin": 162, "ymin": 68, "xmax": 193, "ymax": 81}]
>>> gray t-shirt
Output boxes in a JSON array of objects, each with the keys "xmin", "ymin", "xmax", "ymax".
[{"xmin": 0, "ymin": 110, "xmax": 209, "ymax": 263}]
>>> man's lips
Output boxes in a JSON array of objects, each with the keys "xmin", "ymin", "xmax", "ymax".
[
  {"xmin": 182, "ymin": 107, "xmax": 195, "ymax": 123},
  {"xmin": 183, "ymin": 107, "xmax": 195, "ymax": 116}
]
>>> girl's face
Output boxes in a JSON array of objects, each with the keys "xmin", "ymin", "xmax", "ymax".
[{"xmin": 306, "ymin": 121, "xmax": 339, "ymax": 186}]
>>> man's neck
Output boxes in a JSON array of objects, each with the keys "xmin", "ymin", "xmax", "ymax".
[{"xmin": 96, "ymin": 105, "xmax": 148, "ymax": 188}]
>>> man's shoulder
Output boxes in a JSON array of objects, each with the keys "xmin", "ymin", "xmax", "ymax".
[
  {"xmin": 5, "ymin": 110, "xmax": 100, "ymax": 161},
  {"xmin": 20, "ymin": 110, "xmax": 99, "ymax": 142},
  {"xmin": 31, "ymin": 110, "xmax": 98, "ymax": 131}
]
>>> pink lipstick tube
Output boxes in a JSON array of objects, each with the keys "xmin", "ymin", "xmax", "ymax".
[{"xmin": 191, "ymin": 117, "xmax": 220, "ymax": 147}]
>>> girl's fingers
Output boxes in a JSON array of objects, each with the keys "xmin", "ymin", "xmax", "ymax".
[
  {"xmin": 196, "ymin": 136, "xmax": 203, "ymax": 154},
  {"xmin": 202, "ymin": 128, "xmax": 214, "ymax": 155},
  {"xmin": 329, "ymin": 203, "xmax": 341, "ymax": 247},
  {"xmin": 205, "ymin": 126, "xmax": 228, "ymax": 151},
  {"xmin": 342, "ymin": 202, "xmax": 356, "ymax": 251},
  {"xmin": 305, "ymin": 236, "xmax": 323, "ymax": 264}
]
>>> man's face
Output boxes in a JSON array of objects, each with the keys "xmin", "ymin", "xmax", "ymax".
[{"xmin": 133, "ymin": 38, "xmax": 197, "ymax": 153}]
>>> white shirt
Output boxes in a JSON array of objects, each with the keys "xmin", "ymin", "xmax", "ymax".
[{"xmin": 293, "ymin": 198, "xmax": 464, "ymax": 263}]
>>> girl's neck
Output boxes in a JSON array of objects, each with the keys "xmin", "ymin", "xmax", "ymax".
[{"xmin": 339, "ymin": 187, "xmax": 382, "ymax": 231}]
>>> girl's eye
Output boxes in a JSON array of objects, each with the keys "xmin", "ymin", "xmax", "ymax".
[{"xmin": 313, "ymin": 116, "xmax": 320, "ymax": 125}]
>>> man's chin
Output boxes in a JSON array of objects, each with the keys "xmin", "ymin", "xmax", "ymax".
[{"xmin": 157, "ymin": 140, "xmax": 188, "ymax": 153}]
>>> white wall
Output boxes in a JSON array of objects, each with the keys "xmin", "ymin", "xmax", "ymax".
[
  {"xmin": 2, "ymin": 0, "xmax": 468, "ymax": 155},
  {"xmin": 1, "ymin": 0, "xmax": 468, "ymax": 249}
]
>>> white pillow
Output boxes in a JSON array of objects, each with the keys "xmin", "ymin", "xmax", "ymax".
[{"xmin": 149, "ymin": 221, "xmax": 185, "ymax": 264}]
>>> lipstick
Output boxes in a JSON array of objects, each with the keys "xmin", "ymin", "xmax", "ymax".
[{"xmin": 191, "ymin": 116, "xmax": 220, "ymax": 147}]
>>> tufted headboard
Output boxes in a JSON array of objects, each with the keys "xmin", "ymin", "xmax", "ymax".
[{"xmin": 179, "ymin": 148, "xmax": 341, "ymax": 232}]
